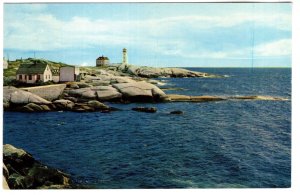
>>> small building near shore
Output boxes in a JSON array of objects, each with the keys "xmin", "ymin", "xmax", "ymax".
[
  {"xmin": 96, "ymin": 55, "xmax": 110, "ymax": 67},
  {"xmin": 59, "ymin": 66, "xmax": 80, "ymax": 82},
  {"xmin": 16, "ymin": 61, "xmax": 53, "ymax": 83}
]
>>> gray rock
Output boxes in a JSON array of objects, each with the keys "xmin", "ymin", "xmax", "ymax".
[
  {"xmin": 113, "ymin": 81, "xmax": 167, "ymax": 102},
  {"xmin": 67, "ymin": 88, "xmax": 96, "ymax": 99},
  {"xmin": 20, "ymin": 84, "xmax": 67, "ymax": 101},
  {"xmin": 77, "ymin": 82, "xmax": 91, "ymax": 88},
  {"xmin": 3, "ymin": 86, "xmax": 51, "ymax": 105},
  {"xmin": 22, "ymin": 103, "xmax": 44, "ymax": 112},
  {"xmin": 87, "ymin": 100, "xmax": 109, "ymax": 110},
  {"xmin": 53, "ymin": 99, "xmax": 75, "ymax": 110},
  {"xmin": 8, "ymin": 173, "xmax": 29, "ymax": 189},
  {"xmin": 96, "ymin": 90, "xmax": 122, "ymax": 101},
  {"xmin": 68, "ymin": 83, "xmax": 79, "ymax": 89}
]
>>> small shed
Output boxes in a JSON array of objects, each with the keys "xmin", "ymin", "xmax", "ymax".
[{"xmin": 59, "ymin": 66, "xmax": 80, "ymax": 82}]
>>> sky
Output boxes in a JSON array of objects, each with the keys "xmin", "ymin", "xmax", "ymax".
[{"xmin": 3, "ymin": 3, "xmax": 292, "ymax": 67}]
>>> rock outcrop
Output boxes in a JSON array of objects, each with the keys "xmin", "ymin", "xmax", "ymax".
[
  {"xmin": 167, "ymin": 94, "xmax": 225, "ymax": 102},
  {"xmin": 116, "ymin": 64, "xmax": 220, "ymax": 78},
  {"xmin": 3, "ymin": 86, "xmax": 51, "ymax": 110},
  {"xmin": 20, "ymin": 84, "xmax": 67, "ymax": 101},
  {"xmin": 3, "ymin": 144, "xmax": 72, "ymax": 189},
  {"xmin": 113, "ymin": 81, "xmax": 168, "ymax": 102},
  {"xmin": 167, "ymin": 94, "xmax": 289, "ymax": 102}
]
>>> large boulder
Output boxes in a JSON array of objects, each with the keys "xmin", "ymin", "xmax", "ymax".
[
  {"xmin": 20, "ymin": 84, "xmax": 67, "ymax": 101},
  {"xmin": 112, "ymin": 81, "xmax": 167, "ymax": 102},
  {"xmin": 92, "ymin": 86, "xmax": 122, "ymax": 101},
  {"xmin": 87, "ymin": 100, "xmax": 110, "ymax": 110},
  {"xmin": 3, "ymin": 86, "xmax": 51, "ymax": 105},
  {"xmin": 67, "ymin": 88, "xmax": 97, "ymax": 99},
  {"xmin": 53, "ymin": 99, "xmax": 75, "ymax": 110}
]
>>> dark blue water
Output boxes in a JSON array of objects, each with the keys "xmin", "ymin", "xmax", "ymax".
[{"xmin": 3, "ymin": 68, "xmax": 291, "ymax": 188}]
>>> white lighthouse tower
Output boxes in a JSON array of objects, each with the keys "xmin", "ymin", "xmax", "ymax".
[{"xmin": 122, "ymin": 48, "xmax": 128, "ymax": 65}]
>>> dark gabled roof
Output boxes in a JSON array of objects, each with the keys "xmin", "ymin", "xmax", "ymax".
[
  {"xmin": 16, "ymin": 62, "xmax": 48, "ymax": 75},
  {"xmin": 97, "ymin": 55, "xmax": 109, "ymax": 60}
]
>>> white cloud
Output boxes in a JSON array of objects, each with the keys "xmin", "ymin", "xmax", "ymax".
[
  {"xmin": 3, "ymin": 5, "xmax": 291, "ymax": 61},
  {"xmin": 255, "ymin": 39, "xmax": 291, "ymax": 57}
]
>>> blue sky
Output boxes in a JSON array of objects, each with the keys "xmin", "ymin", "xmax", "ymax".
[{"xmin": 3, "ymin": 3, "xmax": 291, "ymax": 67}]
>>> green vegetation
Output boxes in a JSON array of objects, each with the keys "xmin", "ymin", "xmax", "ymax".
[{"xmin": 4, "ymin": 58, "xmax": 72, "ymax": 77}]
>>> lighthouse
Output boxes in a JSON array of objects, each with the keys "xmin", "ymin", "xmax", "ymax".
[{"xmin": 122, "ymin": 48, "xmax": 128, "ymax": 65}]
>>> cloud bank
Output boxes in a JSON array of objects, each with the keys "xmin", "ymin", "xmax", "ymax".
[{"xmin": 3, "ymin": 3, "xmax": 292, "ymax": 66}]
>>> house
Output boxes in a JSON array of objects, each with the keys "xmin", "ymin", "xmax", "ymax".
[
  {"xmin": 59, "ymin": 66, "xmax": 80, "ymax": 82},
  {"xmin": 16, "ymin": 61, "xmax": 53, "ymax": 83},
  {"xmin": 96, "ymin": 55, "xmax": 110, "ymax": 67},
  {"xmin": 3, "ymin": 58, "xmax": 8, "ymax": 69}
]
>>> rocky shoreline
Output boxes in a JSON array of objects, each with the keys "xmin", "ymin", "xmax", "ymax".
[
  {"xmin": 3, "ymin": 66, "xmax": 288, "ymax": 113},
  {"xmin": 3, "ymin": 144, "xmax": 74, "ymax": 189}
]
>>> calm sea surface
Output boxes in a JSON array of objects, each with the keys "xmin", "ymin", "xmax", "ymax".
[{"xmin": 3, "ymin": 68, "xmax": 291, "ymax": 188}]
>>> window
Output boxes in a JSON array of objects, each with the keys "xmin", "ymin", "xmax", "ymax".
[
  {"xmin": 25, "ymin": 75, "xmax": 27, "ymax": 80},
  {"xmin": 29, "ymin": 75, "xmax": 32, "ymax": 80},
  {"xmin": 19, "ymin": 75, "xmax": 22, "ymax": 80},
  {"xmin": 37, "ymin": 75, "xmax": 40, "ymax": 80}
]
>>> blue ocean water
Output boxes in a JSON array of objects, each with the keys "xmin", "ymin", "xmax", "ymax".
[{"xmin": 3, "ymin": 68, "xmax": 291, "ymax": 188}]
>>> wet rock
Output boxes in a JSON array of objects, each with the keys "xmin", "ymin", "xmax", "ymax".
[
  {"xmin": 87, "ymin": 100, "xmax": 110, "ymax": 110},
  {"xmin": 170, "ymin": 110, "xmax": 184, "ymax": 114},
  {"xmin": 8, "ymin": 173, "xmax": 32, "ymax": 189},
  {"xmin": 22, "ymin": 103, "xmax": 44, "ymax": 112},
  {"xmin": 72, "ymin": 103, "xmax": 94, "ymax": 112},
  {"xmin": 3, "ymin": 144, "xmax": 72, "ymax": 189},
  {"xmin": 132, "ymin": 107, "xmax": 157, "ymax": 113},
  {"xmin": 167, "ymin": 94, "xmax": 226, "ymax": 102}
]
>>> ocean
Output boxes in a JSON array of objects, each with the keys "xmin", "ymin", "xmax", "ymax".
[{"xmin": 3, "ymin": 68, "xmax": 291, "ymax": 188}]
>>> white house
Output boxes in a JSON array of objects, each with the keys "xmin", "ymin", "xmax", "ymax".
[
  {"xmin": 16, "ymin": 61, "xmax": 53, "ymax": 83},
  {"xmin": 59, "ymin": 66, "xmax": 80, "ymax": 82}
]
